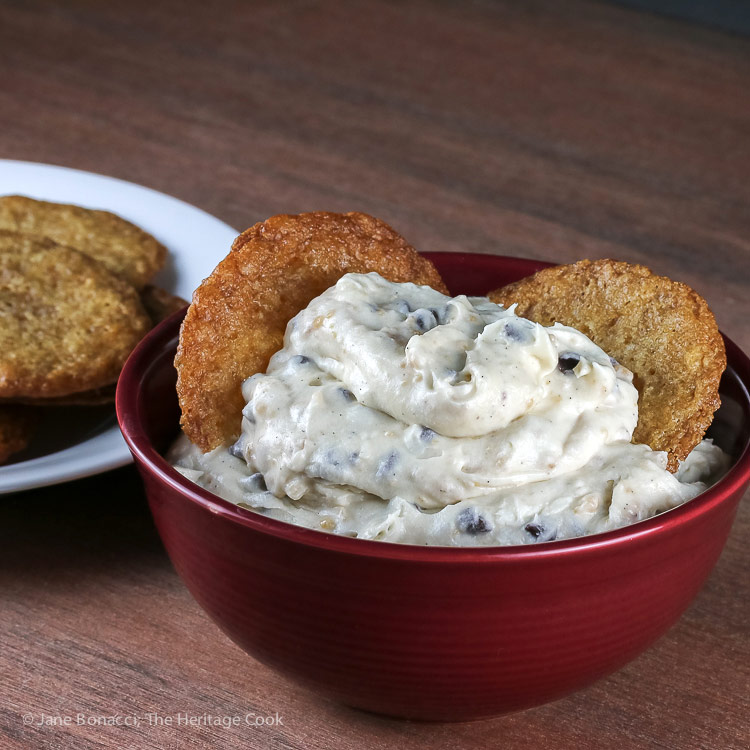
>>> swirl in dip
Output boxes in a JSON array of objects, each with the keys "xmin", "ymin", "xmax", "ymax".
[{"xmin": 170, "ymin": 273, "xmax": 727, "ymax": 545}]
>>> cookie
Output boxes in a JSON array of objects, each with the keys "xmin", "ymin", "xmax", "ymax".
[
  {"xmin": 176, "ymin": 211, "xmax": 448, "ymax": 452},
  {"xmin": 0, "ymin": 195, "xmax": 166, "ymax": 288},
  {"xmin": 489, "ymin": 259, "xmax": 726, "ymax": 471},
  {"xmin": 0, "ymin": 231, "xmax": 152, "ymax": 398},
  {"xmin": 0, "ymin": 287, "xmax": 184, "ymax": 408},
  {"xmin": 0, "ymin": 405, "xmax": 37, "ymax": 464}
]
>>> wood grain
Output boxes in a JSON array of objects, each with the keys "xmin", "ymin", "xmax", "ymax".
[{"xmin": 0, "ymin": 1, "xmax": 748, "ymax": 748}]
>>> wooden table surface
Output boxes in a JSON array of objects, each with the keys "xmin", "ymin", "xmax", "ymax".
[{"xmin": 1, "ymin": 1, "xmax": 748, "ymax": 748}]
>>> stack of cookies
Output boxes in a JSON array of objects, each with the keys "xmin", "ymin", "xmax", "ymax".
[{"xmin": 0, "ymin": 196, "xmax": 186, "ymax": 464}]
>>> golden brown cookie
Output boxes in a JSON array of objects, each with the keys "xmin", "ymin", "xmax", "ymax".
[
  {"xmin": 9, "ymin": 288, "xmax": 187, "ymax": 407},
  {"xmin": 140, "ymin": 285, "xmax": 188, "ymax": 326},
  {"xmin": 176, "ymin": 211, "xmax": 448, "ymax": 452},
  {"xmin": 0, "ymin": 405, "xmax": 37, "ymax": 464},
  {"xmin": 0, "ymin": 195, "xmax": 166, "ymax": 288},
  {"xmin": 0, "ymin": 231, "xmax": 152, "ymax": 398},
  {"xmin": 3, "ymin": 288, "xmax": 186, "ymax": 408},
  {"xmin": 489, "ymin": 259, "xmax": 726, "ymax": 471}
]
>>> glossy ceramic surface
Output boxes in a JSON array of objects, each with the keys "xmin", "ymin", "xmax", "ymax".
[{"xmin": 117, "ymin": 253, "xmax": 750, "ymax": 720}]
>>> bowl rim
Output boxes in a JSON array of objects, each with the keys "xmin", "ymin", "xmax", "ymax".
[{"xmin": 117, "ymin": 252, "xmax": 750, "ymax": 563}]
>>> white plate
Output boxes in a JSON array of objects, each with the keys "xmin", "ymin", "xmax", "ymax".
[{"xmin": 0, "ymin": 160, "xmax": 239, "ymax": 493}]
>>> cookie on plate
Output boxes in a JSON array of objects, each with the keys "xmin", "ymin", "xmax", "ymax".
[
  {"xmin": 0, "ymin": 195, "xmax": 166, "ymax": 288},
  {"xmin": 489, "ymin": 259, "xmax": 726, "ymax": 471},
  {"xmin": 176, "ymin": 211, "xmax": 448, "ymax": 452},
  {"xmin": 0, "ymin": 231, "xmax": 152, "ymax": 399},
  {"xmin": 0, "ymin": 287, "xmax": 185, "ymax": 408}
]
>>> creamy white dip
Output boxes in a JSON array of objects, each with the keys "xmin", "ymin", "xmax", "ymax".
[{"xmin": 169, "ymin": 273, "xmax": 729, "ymax": 546}]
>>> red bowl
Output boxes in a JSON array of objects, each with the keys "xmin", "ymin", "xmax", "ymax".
[{"xmin": 116, "ymin": 253, "xmax": 750, "ymax": 721}]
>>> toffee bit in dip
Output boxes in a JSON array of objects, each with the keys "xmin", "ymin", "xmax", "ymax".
[
  {"xmin": 456, "ymin": 507, "xmax": 492, "ymax": 535},
  {"xmin": 557, "ymin": 353, "xmax": 581, "ymax": 374},
  {"xmin": 239, "ymin": 472, "xmax": 267, "ymax": 492},
  {"xmin": 229, "ymin": 439, "xmax": 244, "ymax": 458},
  {"xmin": 375, "ymin": 450, "xmax": 399, "ymax": 480},
  {"xmin": 412, "ymin": 308, "xmax": 438, "ymax": 332},
  {"xmin": 524, "ymin": 522, "xmax": 544, "ymax": 539},
  {"xmin": 395, "ymin": 299, "xmax": 412, "ymax": 316},
  {"xmin": 503, "ymin": 320, "xmax": 531, "ymax": 343},
  {"xmin": 429, "ymin": 305, "xmax": 450, "ymax": 325},
  {"xmin": 419, "ymin": 426, "xmax": 436, "ymax": 442}
]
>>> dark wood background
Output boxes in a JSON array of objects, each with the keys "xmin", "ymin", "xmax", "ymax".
[{"xmin": 1, "ymin": 1, "xmax": 748, "ymax": 748}]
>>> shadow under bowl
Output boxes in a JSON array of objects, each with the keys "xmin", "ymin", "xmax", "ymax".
[{"xmin": 116, "ymin": 253, "xmax": 750, "ymax": 721}]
